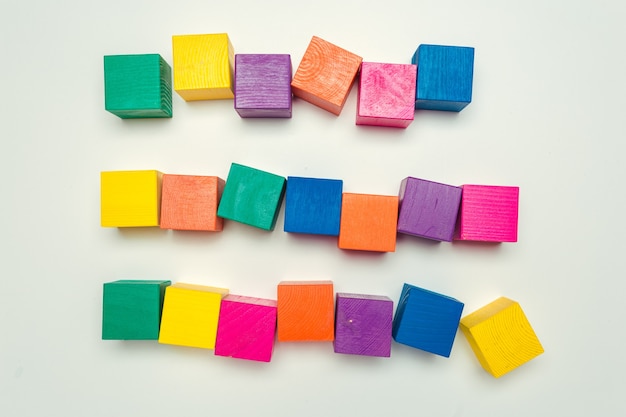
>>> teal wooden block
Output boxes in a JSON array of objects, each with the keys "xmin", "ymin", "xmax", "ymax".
[
  {"xmin": 104, "ymin": 54, "xmax": 173, "ymax": 119},
  {"xmin": 102, "ymin": 280, "xmax": 171, "ymax": 340},
  {"xmin": 217, "ymin": 163, "xmax": 286, "ymax": 231}
]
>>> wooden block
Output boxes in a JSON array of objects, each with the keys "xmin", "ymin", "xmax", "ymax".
[
  {"xmin": 277, "ymin": 281, "xmax": 334, "ymax": 342},
  {"xmin": 283, "ymin": 176, "xmax": 343, "ymax": 236},
  {"xmin": 397, "ymin": 177, "xmax": 462, "ymax": 242},
  {"xmin": 172, "ymin": 33, "xmax": 234, "ymax": 101},
  {"xmin": 356, "ymin": 62, "xmax": 417, "ymax": 128},
  {"xmin": 158, "ymin": 283, "xmax": 229, "ymax": 349},
  {"xmin": 214, "ymin": 295, "xmax": 277, "ymax": 362},
  {"xmin": 104, "ymin": 54, "xmax": 173, "ymax": 118},
  {"xmin": 455, "ymin": 184, "xmax": 519, "ymax": 242},
  {"xmin": 102, "ymin": 280, "xmax": 170, "ymax": 340},
  {"xmin": 234, "ymin": 54, "xmax": 292, "ymax": 118},
  {"xmin": 100, "ymin": 170, "xmax": 162, "ymax": 227},
  {"xmin": 291, "ymin": 36, "xmax": 362, "ymax": 115},
  {"xmin": 216, "ymin": 163, "xmax": 286, "ymax": 231},
  {"xmin": 392, "ymin": 283, "xmax": 464, "ymax": 357},
  {"xmin": 338, "ymin": 193, "xmax": 399, "ymax": 252},
  {"xmin": 159, "ymin": 174, "xmax": 225, "ymax": 231},
  {"xmin": 334, "ymin": 293, "xmax": 393, "ymax": 357},
  {"xmin": 460, "ymin": 297, "xmax": 544, "ymax": 378},
  {"xmin": 413, "ymin": 44, "xmax": 474, "ymax": 112}
]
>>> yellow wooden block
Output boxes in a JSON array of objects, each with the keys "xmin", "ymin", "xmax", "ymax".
[
  {"xmin": 101, "ymin": 170, "xmax": 162, "ymax": 227},
  {"xmin": 460, "ymin": 297, "xmax": 544, "ymax": 378},
  {"xmin": 172, "ymin": 33, "xmax": 235, "ymax": 101},
  {"xmin": 158, "ymin": 283, "xmax": 229, "ymax": 349}
]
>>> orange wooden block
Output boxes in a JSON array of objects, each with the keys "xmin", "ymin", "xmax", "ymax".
[
  {"xmin": 338, "ymin": 193, "xmax": 399, "ymax": 252},
  {"xmin": 159, "ymin": 174, "xmax": 225, "ymax": 231},
  {"xmin": 277, "ymin": 280, "xmax": 334, "ymax": 342},
  {"xmin": 291, "ymin": 36, "xmax": 362, "ymax": 116}
]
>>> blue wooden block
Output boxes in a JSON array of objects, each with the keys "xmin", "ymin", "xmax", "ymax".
[
  {"xmin": 284, "ymin": 177, "xmax": 343, "ymax": 236},
  {"xmin": 392, "ymin": 283, "xmax": 464, "ymax": 357},
  {"xmin": 412, "ymin": 44, "xmax": 474, "ymax": 112}
]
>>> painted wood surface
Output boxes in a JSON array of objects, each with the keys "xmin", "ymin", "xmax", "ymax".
[
  {"xmin": 277, "ymin": 281, "xmax": 334, "ymax": 342},
  {"xmin": 100, "ymin": 170, "xmax": 162, "ymax": 227},
  {"xmin": 283, "ymin": 176, "xmax": 343, "ymax": 236},
  {"xmin": 338, "ymin": 193, "xmax": 398, "ymax": 252}
]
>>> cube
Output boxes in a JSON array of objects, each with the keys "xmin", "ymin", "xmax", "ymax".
[
  {"xmin": 100, "ymin": 170, "xmax": 162, "ymax": 227},
  {"xmin": 277, "ymin": 281, "xmax": 334, "ymax": 342},
  {"xmin": 158, "ymin": 283, "xmax": 229, "ymax": 349},
  {"xmin": 284, "ymin": 176, "xmax": 343, "ymax": 236},
  {"xmin": 455, "ymin": 184, "xmax": 519, "ymax": 242},
  {"xmin": 234, "ymin": 54, "xmax": 292, "ymax": 118},
  {"xmin": 102, "ymin": 280, "xmax": 171, "ymax": 340},
  {"xmin": 159, "ymin": 174, "xmax": 225, "ymax": 231},
  {"xmin": 460, "ymin": 297, "xmax": 544, "ymax": 378},
  {"xmin": 334, "ymin": 293, "xmax": 393, "ymax": 357},
  {"xmin": 397, "ymin": 177, "xmax": 462, "ymax": 242},
  {"xmin": 291, "ymin": 36, "xmax": 362, "ymax": 115},
  {"xmin": 392, "ymin": 283, "xmax": 464, "ymax": 357},
  {"xmin": 172, "ymin": 33, "xmax": 234, "ymax": 101},
  {"xmin": 214, "ymin": 295, "xmax": 277, "ymax": 362},
  {"xmin": 104, "ymin": 54, "xmax": 173, "ymax": 118},
  {"xmin": 413, "ymin": 44, "xmax": 475, "ymax": 112},
  {"xmin": 217, "ymin": 163, "xmax": 286, "ymax": 231},
  {"xmin": 338, "ymin": 193, "xmax": 399, "ymax": 252},
  {"xmin": 356, "ymin": 62, "xmax": 417, "ymax": 128}
]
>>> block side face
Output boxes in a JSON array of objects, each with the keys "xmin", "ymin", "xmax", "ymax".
[
  {"xmin": 104, "ymin": 54, "xmax": 163, "ymax": 113},
  {"xmin": 284, "ymin": 177, "xmax": 343, "ymax": 235},
  {"xmin": 101, "ymin": 170, "xmax": 161, "ymax": 227},
  {"xmin": 160, "ymin": 174, "xmax": 223, "ymax": 231},
  {"xmin": 338, "ymin": 193, "xmax": 399, "ymax": 252},
  {"xmin": 357, "ymin": 62, "xmax": 416, "ymax": 122},
  {"xmin": 234, "ymin": 54, "xmax": 292, "ymax": 114},
  {"xmin": 456, "ymin": 185, "xmax": 519, "ymax": 242},
  {"xmin": 277, "ymin": 282, "xmax": 335, "ymax": 341}
]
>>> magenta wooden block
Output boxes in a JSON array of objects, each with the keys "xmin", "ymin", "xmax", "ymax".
[
  {"xmin": 397, "ymin": 177, "xmax": 462, "ymax": 242},
  {"xmin": 214, "ymin": 295, "xmax": 277, "ymax": 362},
  {"xmin": 455, "ymin": 185, "xmax": 519, "ymax": 242},
  {"xmin": 234, "ymin": 54, "xmax": 292, "ymax": 118},
  {"xmin": 356, "ymin": 62, "xmax": 417, "ymax": 128},
  {"xmin": 334, "ymin": 293, "xmax": 393, "ymax": 357}
]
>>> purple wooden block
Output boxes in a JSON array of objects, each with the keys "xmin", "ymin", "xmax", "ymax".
[
  {"xmin": 334, "ymin": 293, "xmax": 393, "ymax": 357},
  {"xmin": 397, "ymin": 177, "xmax": 462, "ymax": 242},
  {"xmin": 234, "ymin": 54, "xmax": 292, "ymax": 118}
]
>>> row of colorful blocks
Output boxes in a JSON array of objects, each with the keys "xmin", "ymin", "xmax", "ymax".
[
  {"xmin": 104, "ymin": 34, "xmax": 474, "ymax": 125},
  {"xmin": 102, "ymin": 279, "xmax": 543, "ymax": 378}
]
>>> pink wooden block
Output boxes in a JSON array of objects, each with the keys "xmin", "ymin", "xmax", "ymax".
[
  {"xmin": 214, "ymin": 295, "xmax": 277, "ymax": 362},
  {"xmin": 356, "ymin": 62, "xmax": 417, "ymax": 128},
  {"xmin": 455, "ymin": 185, "xmax": 519, "ymax": 242}
]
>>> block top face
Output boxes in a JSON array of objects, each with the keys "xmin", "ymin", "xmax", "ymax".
[
  {"xmin": 278, "ymin": 280, "xmax": 333, "ymax": 287},
  {"xmin": 338, "ymin": 193, "xmax": 399, "ymax": 252},
  {"xmin": 100, "ymin": 170, "xmax": 162, "ymax": 227},
  {"xmin": 337, "ymin": 292, "xmax": 392, "ymax": 302},
  {"xmin": 171, "ymin": 282, "xmax": 229, "ymax": 295},
  {"xmin": 357, "ymin": 62, "xmax": 417, "ymax": 120},
  {"xmin": 234, "ymin": 54, "xmax": 292, "ymax": 114},
  {"xmin": 222, "ymin": 294, "xmax": 277, "ymax": 308},
  {"xmin": 104, "ymin": 54, "xmax": 161, "ymax": 106},
  {"xmin": 284, "ymin": 176, "xmax": 343, "ymax": 236}
]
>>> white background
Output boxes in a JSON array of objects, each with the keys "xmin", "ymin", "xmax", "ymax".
[{"xmin": 1, "ymin": 0, "xmax": 625, "ymax": 415}]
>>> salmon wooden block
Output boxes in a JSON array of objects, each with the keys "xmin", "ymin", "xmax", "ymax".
[
  {"xmin": 356, "ymin": 62, "xmax": 417, "ymax": 128},
  {"xmin": 455, "ymin": 184, "xmax": 519, "ymax": 242},
  {"xmin": 159, "ymin": 174, "xmax": 225, "ymax": 231},
  {"xmin": 338, "ymin": 193, "xmax": 399, "ymax": 252},
  {"xmin": 291, "ymin": 36, "xmax": 362, "ymax": 115},
  {"xmin": 158, "ymin": 283, "xmax": 229, "ymax": 349},
  {"xmin": 277, "ymin": 281, "xmax": 334, "ymax": 342},
  {"xmin": 283, "ymin": 176, "xmax": 343, "ymax": 236},
  {"xmin": 215, "ymin": 295, "xmax": 277, "ymax": 362},
  {"xmin": 460, "ymin": 297, "xmax": 544, "ymax": 378},
  {"xmin": 100, "ymin": 170, "xmax": 162, "ymax": 227},
  {"xmin": 172, "ymin": 33, "xmax": 235, "ymax": 101}
]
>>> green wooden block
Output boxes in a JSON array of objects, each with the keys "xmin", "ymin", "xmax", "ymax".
[
  {"xmin": 217, "ymin": 163, "xmax": 286, "ymax": 231},
  {"xmin": 102, "ymin": 280, "xmax": 171, "ymax": 340},
  {"xmin": 104, "ymin": 54, "xmax": 173, "ymax": 119}
]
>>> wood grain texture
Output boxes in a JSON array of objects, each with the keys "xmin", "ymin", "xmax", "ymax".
[
  {"xmin": 283, "ymin": 176, "xmax": 343, "ymax": 236},
  {"xmin": 455, "ymin": 184, "xmax": 519, "ymax": 242},
  {"xmin": 356, "ymin": 62, "xmax": 416, "ymax": 128},
  {"xmin": 277, "ymin": 281, "xmax": 334, "ymax": 342},
  {"xmin": 460, "ymin": 297, "xmax": 544, "ymax": 378},
  {"xmin": 216, "ymin": 163, "xmax": 286, "ymax": 231},
  {"xmin": 102, "ymin": 280, "xmax": 171, "ymax": 340},
  {"xmin": 338, "ymin": 193, "xmax": 398, "ymax": 252},
  {"xmin": 172, "ymin": 33, "xmax": 235, "ymax": 101},
  {"xmin": 334, "ymin": 293, "xmax": 393, "ymax": 357},
  {"xmin": 100, "ymin": 170, "xmax": 162, "ymax": 227},
  {"xmin": 214, "ymin": 295, "xmax": 277, "ymax": 362},
  {"xmin": 291, "ymin": 36, "xmax": 362, "ymax": 115},
  {"xmin": 397, "ymin": 176, "xmax": 462, "ymax": 242},
  {"xmin": 234, "ymin": 54, "xmax": 292, "ymax": 118},
  {"xmin": 392, "ymin": 283, "xmax": 464, "ymax": 357},
  {"xmin": 159, "ymin": 174, "xmax": 224, "ymax": 231},
  {"xmin": 158, "ymin": 283, "xmax": 229, "ymax": 349}
]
